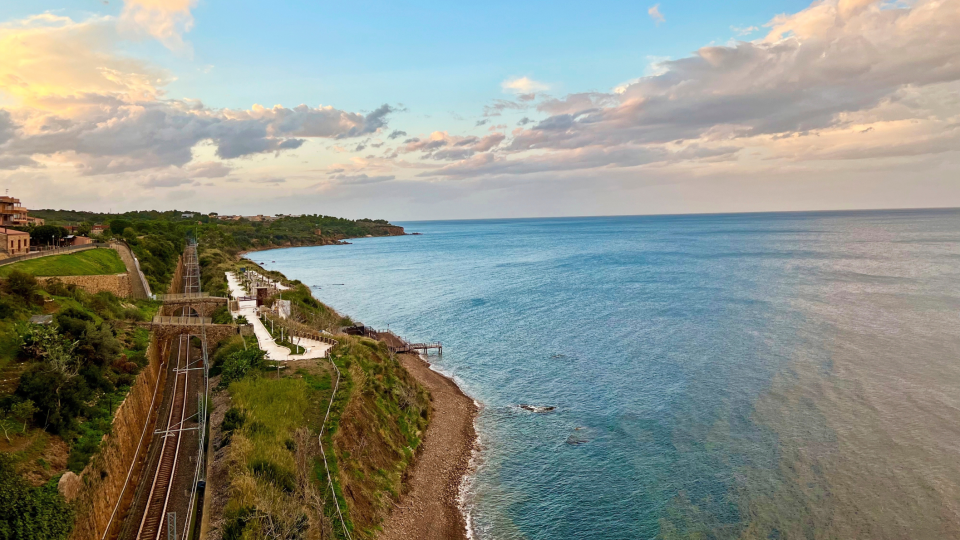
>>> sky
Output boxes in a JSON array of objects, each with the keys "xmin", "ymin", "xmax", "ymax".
[{"xmin": 1, "ymin": 0, "xmax": 959, "ymax": 220}]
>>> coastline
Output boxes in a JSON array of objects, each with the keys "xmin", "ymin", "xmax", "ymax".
[
  {"xmin": 238, "ymin": 248, "xmax": 480, "ymax": 539},
  {"xmin": 379, "ymin": 352, "xmax": 479, "ymax": 540}
]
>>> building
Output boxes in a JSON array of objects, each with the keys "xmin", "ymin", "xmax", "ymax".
[
  {"xmin": 182, "ymin": 213, "xmax": 196, "ymax": 218},
  {"xmin": 0, "ymin": 196, "xmax": 30, "ymax": 227},
  {"xmin": 66, "ymin": 235, "xmax": 93, "ymax": 246},
  {"xmin": 0, "ymin": 228, "xmax": 30, "ymax": 256},
  {"xmin": 0, "ymin": 196, "xmax": 44, "ymax": 227}
]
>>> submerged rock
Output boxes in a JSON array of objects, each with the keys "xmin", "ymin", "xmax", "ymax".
[
  {"xmin": 519, "ymin": 404, "xmax": 556, "ymax": 413},
  {"xmin": 566, "ymin": 435, "xmax": 589, "ymax": 445}
]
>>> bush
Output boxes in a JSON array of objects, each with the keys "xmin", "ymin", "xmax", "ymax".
[
  {"xmin": 0, "ymin": 455, "xmax": 74, "ymax": 540},
  {"xmin": 250, "ymin": 459, "xmax": 295, "ymax": 492},
  {"xmin": 220, "ymin": 349, "xmax": 266, "ymax": 385},
  {"xmin": 3, "ymin": 270, "xmax": 37, "ymax": 301},
  {"xmin": 222, "ymin": 407, "xmax": 246, "ymax": 433}
]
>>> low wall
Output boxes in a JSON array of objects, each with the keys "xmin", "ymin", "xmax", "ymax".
[
  {"xmin": 39, "ymin": 274, "xmax": 132, "ymax": 298},
  {"xmin": 68, "ymin": 336, "xmax": 169, "ymax": 540}
]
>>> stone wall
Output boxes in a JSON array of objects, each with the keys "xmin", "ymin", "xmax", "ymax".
[
  {"xmin": 39, "ymin": 274, "xmax": 132, "ymax": 298},
  {"xmin": 68, "ymin": 336, "xmax": 170, "ymax": 540},
  {"xmin": 169, "ymin": 254, "xmax": 185, "ymax": 295}
]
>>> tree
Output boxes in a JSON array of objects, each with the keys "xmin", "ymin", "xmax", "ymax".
[
  {"xmin": 29, "ymin": 225, "xmax": 68, "ymax": 246},
  {"xmin": 109, "ymin": 219, "xmax": 132, "ymax": 237},
  {"xmin": 76, "ymin": 222, "xmax": 92, "ymax": 236},
  {"xmin": 11, "ymin": 401, "xmax": 36, "ymax": 433},
  {"xmin": 3, "ymin": 270, "xmax": 37, "ymax": 300}
]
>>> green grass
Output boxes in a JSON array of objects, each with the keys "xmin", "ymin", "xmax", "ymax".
[{"xmin": 0, "ymin": 249, "xmax": 126, "ymax": 277}]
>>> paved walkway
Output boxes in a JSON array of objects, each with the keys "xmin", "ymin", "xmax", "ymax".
[{"xmin": 226, "ymin": 272, "xmax": 332, "ymax": 361}]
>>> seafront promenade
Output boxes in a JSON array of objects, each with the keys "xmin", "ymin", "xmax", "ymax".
[{"xmin": 225, "ymin": 271, "xmax": 333, "ymax": 360}]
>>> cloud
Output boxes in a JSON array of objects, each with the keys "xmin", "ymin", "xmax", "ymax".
[
  {"xmin": 142, "ymin": 175, "xmax": 194, "ymax": 188},
  {"xmin": 185, "ymin": 161, "xmax": 231, "ymax": 178},
  {"xmin": 250, "ymin": 177, "xmax": 285, "ymax": 184},
  {"xmin": 400, "ymin": 131, "xmax": 506, "ymax": 161},
  {"xmin": 483, "ymin": 99, "xmax": 529, "ymax": 117},
  {"xmin": 120, "ymin": 0, "xmax": 198, "ymax": 55},
  {"xmin": 0, "ymin": 15, "xmax": 393, "ymax": 174},
  {"xmin": 401, "ymin": 0, "xmax": 960, "ymax": 184},
  {"xmin": 505, "ymin": 0, "xmax": 960, "ymax": 152},
  {"xmin": 328, "ymin": 173, "xmax": 395, "ymax": 185},
  {"xmin": 475, "ymin": 119, "xmax": 489, "ymax": 127},
  {"xmin": 501, "ymin": 76, "xmax": 549, "ymax": 94},
  {"xmin": 731, "ymin": 25, "xmax": 758, "ymax": 36},
  {"xmin": 388, "ymin": 129, "xmax": 407, "ymax": 139},
  {"xmin": 648, "ymin": 4, "xmax": 665, "ymax": 25}
]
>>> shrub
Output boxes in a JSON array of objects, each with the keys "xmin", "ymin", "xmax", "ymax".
[
  {"xmin": 220, "ymin": 349, "xmax": 266, "ymax": 385},
  {"xmin": 0, "ymin": 454, "xmax": 74, "ymax": 540},
  {"xmin": 4, "ymin": 270, "xmax": 37, "ymax": 300}
]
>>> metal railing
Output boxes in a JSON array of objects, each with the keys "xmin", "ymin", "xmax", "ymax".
[
  {"xmin": 151, "ymin": 316, "xmax": 213, "ymax": 326},
  {"xmin": 156, "ymin": 292, "xmax": 221, "ymax": 301}
]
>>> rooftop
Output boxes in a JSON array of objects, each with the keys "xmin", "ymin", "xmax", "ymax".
[{"xmin": 0, "ymin": 227, "xmax": 28, "ymax": 235}]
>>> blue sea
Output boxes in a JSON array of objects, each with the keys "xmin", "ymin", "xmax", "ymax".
[{"xmin": 256, "ymin": 209, "xmax": 960, "ymax": 540}]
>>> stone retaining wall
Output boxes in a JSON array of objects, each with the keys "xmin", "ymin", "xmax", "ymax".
[
  {"xmin": 39, "ymin": 274, "xmax": 132, "ymax": 298},
  {"xmin": 68, "ymin": 336, "xmax": 169, "ymax": 540}
]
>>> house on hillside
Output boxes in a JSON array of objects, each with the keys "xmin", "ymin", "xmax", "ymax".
[
  {"xmin": 65, "ymin": 235, "xmax": 93, "ymax": 246},
  {"xmin": 0, "ymin": 228, "xmax": 30, "ymax": 256},
  {"xmin": 181, "ymin": 213, "xmax": 196, "ymax": 219},
  {"xmin": 0, "ymin": 196, "xmax": 36, "ymax": 227}
]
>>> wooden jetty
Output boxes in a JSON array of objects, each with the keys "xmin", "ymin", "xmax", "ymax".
[{"xmin": 389, "ymin": 341, "xmax": 442, "ymax": 355}]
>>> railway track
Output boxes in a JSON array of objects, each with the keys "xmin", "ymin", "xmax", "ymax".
[{"xmin": 135, "ymin": 334, "xmax": 192, "ymax": 540}]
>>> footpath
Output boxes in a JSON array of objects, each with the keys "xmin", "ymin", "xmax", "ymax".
[{"xmin": 225, "ymin": 271, "xmax": 333, "ymax": 361}]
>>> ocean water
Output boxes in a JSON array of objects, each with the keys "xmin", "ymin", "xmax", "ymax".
[{"xmin": 256, "ymin": 209, "xmax": 960, "ymax": 540}]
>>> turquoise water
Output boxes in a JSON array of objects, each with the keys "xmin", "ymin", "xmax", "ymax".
[{"xmin": 256, "ymin": 210, "xmax": 960, "ymax": 539}]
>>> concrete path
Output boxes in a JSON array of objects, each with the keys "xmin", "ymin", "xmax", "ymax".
[{"xmin": 225, "ymin": 272, "xmax": 332, "ymax": 361}]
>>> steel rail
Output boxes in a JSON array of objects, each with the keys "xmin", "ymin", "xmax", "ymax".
[
  {"xmin": 98, "ymin": 342, "xmax": 168, "ymax": 540},
  {"xmin": 135, "ymin": 335, "xmax": 190, "ymax": 540}
]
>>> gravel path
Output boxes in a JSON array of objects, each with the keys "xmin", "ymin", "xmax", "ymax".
[{"xmin": 378, "ymin": 354, "xmax": 478, "ymax": 540}]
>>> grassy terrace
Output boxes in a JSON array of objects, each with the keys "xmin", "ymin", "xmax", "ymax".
[{"xmin": 0, "ymin": 249, "xmax": 127, "ymax": 278}]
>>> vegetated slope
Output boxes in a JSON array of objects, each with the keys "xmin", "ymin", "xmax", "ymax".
[
  {"xmin": 210, "ymin": 335, "xmax": 429, "ymax": 540},
  {"xmin": 0, "ymin": 271, "xmax": 160, "ymax": 539},
  {"xmin": 202, "ymin": 253, "xmax": 430, "ymax": 539},
  {"xmin": 0, "ymin": 249, "xmax": 127, "ymax": 277}
]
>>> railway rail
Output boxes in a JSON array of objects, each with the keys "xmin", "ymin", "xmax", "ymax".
[{"xmin": 135, "ymin": 334, "xmax": 192, "ymax": 540}]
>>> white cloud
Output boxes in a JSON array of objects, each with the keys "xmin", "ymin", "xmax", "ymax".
[
  {"xmin": 501, "ymin": 76, "xmax": 550, "ymax": 94},
  {"xmin": 120, "ymin": 0, "xmax": 198, "ymax": 55},
  {"xmin": 648, "ymin": 4, "xmax": 665, "ymax": 25},
  {"xmin": 0, "ymin": 14, "xmax": 395, "ymax": 175},
  {"xmin": 731, "ymin": 25, "xmax": 758, "ymax": 36}
]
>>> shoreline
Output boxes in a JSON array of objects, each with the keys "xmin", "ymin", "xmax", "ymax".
[
  {"xmin": 237, "ymin": 246, "xmax": 480, "ymax": 539},
  {"xmin": 379, "ymin": 352, "xmax": 479, "ymax": 540}
]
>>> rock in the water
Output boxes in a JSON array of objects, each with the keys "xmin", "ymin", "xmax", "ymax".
[
  {"xmin": 519, "ymin": 405, "xmax": 556, "ymax": 413},
  {"xmin": 58, "ymin": 471, "xmax": 81, "ymax": 501}
]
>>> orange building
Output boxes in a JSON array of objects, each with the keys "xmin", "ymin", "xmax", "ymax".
[
  {"xmin": 0, "ymin": 196, "xmax": 43, "ymax": 227},
  {"xmin": 0, "ymin": 228, "xmax": 30, "ymax": 255}
]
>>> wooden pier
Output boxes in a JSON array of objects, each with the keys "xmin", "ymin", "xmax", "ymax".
[{"xmin": 389, "ymin": 341, "xmax": 442, "ymax": 355}]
